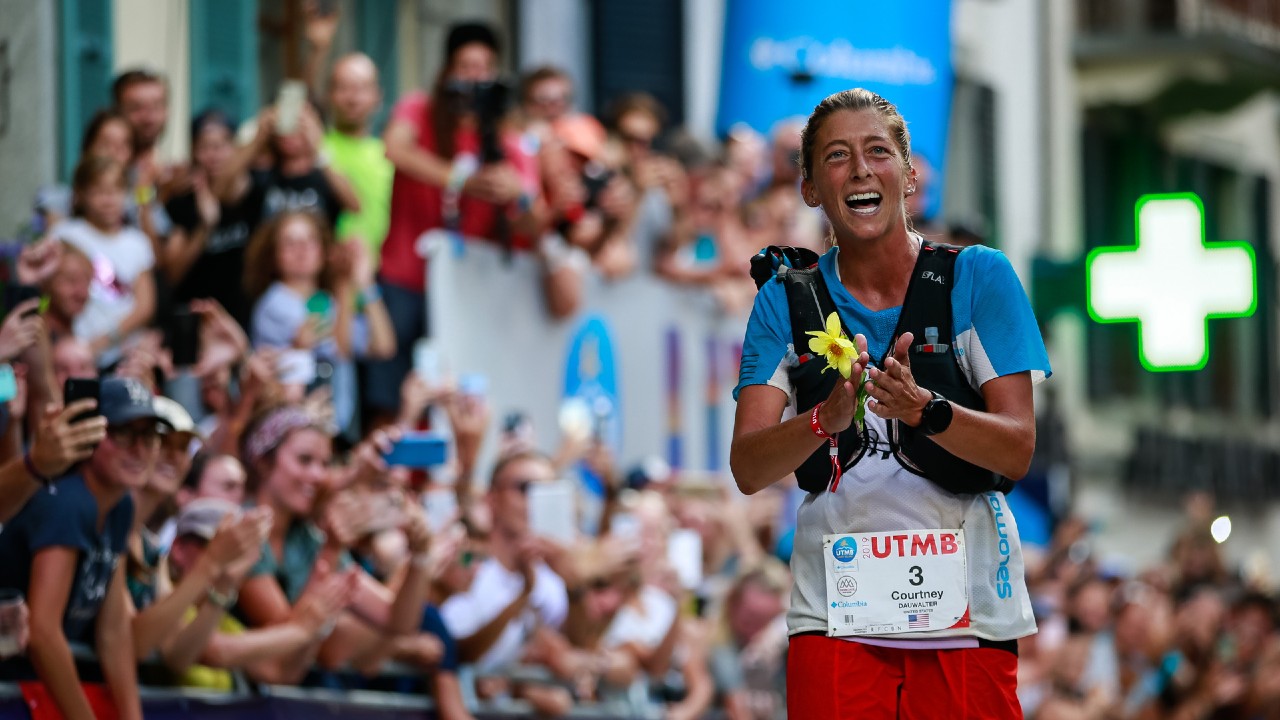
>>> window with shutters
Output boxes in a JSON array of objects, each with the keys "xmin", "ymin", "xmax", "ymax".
[
  {"xmin": 354, "ymin": 0, "xmax": 397, "ymax": 135},
  {"xmin": 59, "ymin": 0, "xmax": 114, "ymax": 179},
  {"xmin": 189, "ymin": 0, "xmax": 259, "ymax": 122},
  {"xmin": 944, "ymin": 78, "xmax": 1000, "ymax": 247},
  {"xmin": 590, "ymin": 0, "xmax": 685, "ymax": 127}
]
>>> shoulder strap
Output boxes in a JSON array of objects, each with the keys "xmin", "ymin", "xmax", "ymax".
[
  {"xmin": 781, "ymin": 266, "xmax": 838, "ymax": 355},
  {"xmin": 888, "ymin": 240, "xmax": 962, "ymax": 359}
]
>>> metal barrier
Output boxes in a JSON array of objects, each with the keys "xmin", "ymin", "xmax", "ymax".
[{"xmin": 0, "ymin": 681, "xmax": 729, "ymax": 719}]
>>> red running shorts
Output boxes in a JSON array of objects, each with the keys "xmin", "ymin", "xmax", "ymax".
[{"xmin": 786, "ymin": 633, "xmax": 1022, "ymax": 719}]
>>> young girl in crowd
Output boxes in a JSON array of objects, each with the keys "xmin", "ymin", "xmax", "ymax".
[
  {"xmin": 52, "ymin": 156, "xmax": 157, "ymax": 366},
  {"xmin": 243, "ymin": 211, "xmax": 394, "ymax": 436}
]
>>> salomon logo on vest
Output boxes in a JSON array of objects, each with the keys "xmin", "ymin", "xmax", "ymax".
[{"xmin": 988, "ymin": 493, "xmax": 1013, "ymax": 599}]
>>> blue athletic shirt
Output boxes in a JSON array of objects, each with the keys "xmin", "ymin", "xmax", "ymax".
[{"xmin": 735, "ymin": 243, "xmax": 1051, "ymax": 402}]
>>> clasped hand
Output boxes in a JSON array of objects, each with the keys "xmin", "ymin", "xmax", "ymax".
[{"xmin": 818, "ymin": 332, "xmax": 929, "ymax": 432}]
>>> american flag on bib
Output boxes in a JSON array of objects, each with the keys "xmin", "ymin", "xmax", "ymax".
[{"xmin": 908, "ymin": 614, "xmax": 930, "ymax": 629}]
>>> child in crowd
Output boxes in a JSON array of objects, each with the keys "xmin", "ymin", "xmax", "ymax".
[
  {"xmin": 52, "ymin": 157, "xmax": 157, "ymax": 367},
  {"xmin": 243, "ymin": 211, "xmax": 394, "ymax": 436}
]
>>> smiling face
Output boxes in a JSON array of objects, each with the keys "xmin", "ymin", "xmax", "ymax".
[
  {"xmin": 261, "ymin": 428, "xmax": 332, "ymax": 518},
  {"xmin": 193, "ymin": 122, "xmax": 235, "ymax": 176},
  {"xmin": 275, "ymin": 214, "xmax": 325, "ymax": 284},
  {"xmin": 88, "ymin": 118, "xmax": 134, "ymax": 168},
  {"xmin": 118, "ymin": 79, "xmax": 168, "ymax": 151},
  {"xmin": 329, "ymin": 55, "xmax": 382, "ymax": 133},
  {"xmin": 194, "ymin": 455, "xmax": 248, "ymax": 505},
  {"xmin": 486, "ymin": 455, "xmax": 556, "ymax": 540},
  {"xmin": 91, "ymin": 419, "xmax": 161, "ymax": 491},
  {"xmin": 448, "ymin": 43, "xmax": 498, "ymax": 84},
  {"xmin": 78, "ymin": 167, "xmax": 128, "ymax": 231},
  {"xmin": 800, "ymin": 108, "xmax": 915, "ymax": 245}
]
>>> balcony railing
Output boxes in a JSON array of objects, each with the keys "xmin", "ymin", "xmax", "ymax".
[{"xmin": 1078, "ymin": 0, "xmax": 1280, "ymax": 52}]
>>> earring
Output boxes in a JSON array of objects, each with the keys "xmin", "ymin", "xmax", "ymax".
[{"xmin": 906, "ymin": 186, "xmax": 916, "ymax": 196}]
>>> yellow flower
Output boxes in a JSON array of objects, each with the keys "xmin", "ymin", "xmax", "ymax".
[{"xmin": 805, "ymin": 312, "xmax": 855, "ymax": 378}]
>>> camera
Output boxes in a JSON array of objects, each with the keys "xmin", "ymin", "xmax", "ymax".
[
  {"xmin": 441, "ymin": 78, "xmax": 513, "ymax": 164},
  {"xmin": 581, "ymin": 161, "xmax": 614, "ymax": 210}
]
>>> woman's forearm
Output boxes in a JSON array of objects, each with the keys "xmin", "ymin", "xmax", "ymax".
[
  {"xmin": 201, "ymin": 620, "xmax": 315, "ymax": 670},
  {"xmin": 98, "ymin": 565, "xmax": 143, "ymax": 720},
  {"xmin": 921, "ymin": 404, "xmax": 1035, "ymax": 480},
  {"xmin": 134, "ymin": 560, "xmax": 218, "ymax": 659},
  {"xmin": 729, "ymin": 408, "xmax": 825, "ymax": 495},
  {"xmin": 162, "ymin": 225, "xmax": 209, "ymax": 286},
  {"xmin": 27, "ymin": 627, "xmax": 95, "ymax": 720},
  {"xmin": 161, "ymin": 601, "xmax": 224, "ymax": 674},
  {"xmin": 360, "ymin": 298, "xmax": 397, "ymax": 360}
]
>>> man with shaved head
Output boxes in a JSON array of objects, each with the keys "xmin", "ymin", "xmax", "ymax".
[{"xmin": 323, "ymin": 53, "xmax": 393, "ymax": 268}]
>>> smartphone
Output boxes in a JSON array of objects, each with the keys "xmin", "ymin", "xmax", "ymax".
[
  {"xmin": 422, "ymin": 487, "xmax": 459, "ymax": 532},
  {"xmin": 383, "ymin": 432, "xmax": 449, "ymax": 469},
  {"xmin": 276, "ymin": 350, "xmax": 317, "ymax": 386},
  {"xmin": 3, "ymin": 284, "xmax": 41, "ymax": 318},
  {"xmin": 458, "ymin": 373, "xmax": 488, "ymax": 398},
  {"xmin": 63, "ymin": 377, "xmax": 101, "ymax": 425},
  {"xmin": 412, "ymin": 339, "xmax": 441, "ymax": 385},
  {"xmin": 275, "ymin": 80, "xmax": 308, "ymax": 135},
  {"xmin": 166, "ymin": 305, "xmax": 201, "ymax": 368},
  {"xmin": 610, "ymin": 511, "xmax": 640, "ymax": 540},
  {"xmin": 667, "ymin": 528, "xmax": 703, "ymax": 590},
  {"xmin": 528, "ymin": 480, "xmax": 576, "ymax": 543}
]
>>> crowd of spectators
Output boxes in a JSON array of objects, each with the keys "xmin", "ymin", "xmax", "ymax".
[{"xmin": 0, "ymin": 6, "xmax": 1275, "ymax": 720}]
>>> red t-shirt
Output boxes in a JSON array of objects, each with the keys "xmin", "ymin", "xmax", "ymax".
[{"xmin": 380, "ymin": 92, "xmax": 538, "ymax": 292}]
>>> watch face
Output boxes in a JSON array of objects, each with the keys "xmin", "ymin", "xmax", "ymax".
[{"xmin": 925, "ymin": 395, "xmax": 953, "ymax": 435}]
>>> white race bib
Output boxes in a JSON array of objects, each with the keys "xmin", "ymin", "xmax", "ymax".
[{"xmin": 824, "ymin": 530, "xmax": 971, "ymax": 636}]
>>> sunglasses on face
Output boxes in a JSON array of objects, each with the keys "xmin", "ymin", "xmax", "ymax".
[
  {"xmin": 160, "ymin": 431, "xmax": 195, "ymax": 454},
  {"xmin": 619, "ymin": 133, "xmax": 654, "ymax": 148},
  {"xmin": 496, "ymin": 478, "xmax": 536, "ymax": 495},
  {"xmin": 108, "ymin": 422, "xmax": 161, "ymax": 448}
]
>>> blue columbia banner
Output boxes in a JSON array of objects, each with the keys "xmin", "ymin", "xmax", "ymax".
[{"xmin": 717, "ymin": 0, "xmax": 954, "ymax": 218}]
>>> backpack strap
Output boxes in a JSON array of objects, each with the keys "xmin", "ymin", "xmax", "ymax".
[
  {"xmin": 887, "ymin": 240, "xmax": 958, "ymax": 364},
  {"xmin": 889, "ymin": 240, "xmax": 1016, "ymax": 495}
]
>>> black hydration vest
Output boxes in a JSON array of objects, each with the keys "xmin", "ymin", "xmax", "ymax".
[{"xmin": 748, "ymin": 242, "xmax": 1016, "ymax": 496}]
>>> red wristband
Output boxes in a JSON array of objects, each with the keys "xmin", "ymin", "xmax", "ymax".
[{"xmin": 809, "ymin": 403, "xmax": 832, "ymax": 439}]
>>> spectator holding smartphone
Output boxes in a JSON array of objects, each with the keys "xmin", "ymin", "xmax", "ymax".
[
  {"xmin": 0, "ymin": 377, "xmax": 163, "ymax": 720},
  {"xmin": 244, "ymin": 210, "xmax": 394, "ymax": 435},
  {"xmin": 0, "ymin": 397, "xmax": 106, "ymax": 524}
]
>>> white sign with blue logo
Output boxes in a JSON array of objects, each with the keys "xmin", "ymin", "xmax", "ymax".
[
  {"xmin": 823, "ymin": 529, "xmax": 970, "ymax": 636},
  {"xmin": 717, "ymin": 0, "xmax": 954, "ymax": 219}
]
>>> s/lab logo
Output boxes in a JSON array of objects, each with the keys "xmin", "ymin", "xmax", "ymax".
[{"xmin": 831, "ymin": 537, "xmax": 857, "ymax": 563}]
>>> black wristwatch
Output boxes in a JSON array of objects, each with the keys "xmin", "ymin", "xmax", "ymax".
[{"xmin": 917, "ymin": 391, "xmax": 953, "ymax": 436}]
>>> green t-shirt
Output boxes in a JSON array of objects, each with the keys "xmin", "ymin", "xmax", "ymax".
[
  {"xmin": 247, "ymin": 520, "xmax": 352, "ymax": 604},
  {"xmin": 323, "ymin": 130, "xmax": 393, "ymax": 264}
]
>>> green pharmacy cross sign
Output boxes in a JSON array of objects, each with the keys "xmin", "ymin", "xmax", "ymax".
[{"xmin": 1086, "ymin": 193, "xmax": 1257, "ymax": 372}]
